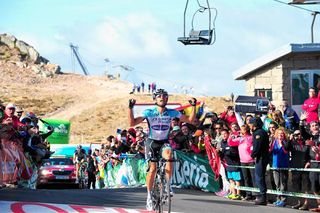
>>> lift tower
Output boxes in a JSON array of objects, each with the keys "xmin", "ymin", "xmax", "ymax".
[{"xmin": 70, "ymin": 43, "xmax": 90, "ymax": 76}]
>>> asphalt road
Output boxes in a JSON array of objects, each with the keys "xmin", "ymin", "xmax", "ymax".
[{"xmin": 0, "ymin": 186, "xmax": 311, "ymax": 213}]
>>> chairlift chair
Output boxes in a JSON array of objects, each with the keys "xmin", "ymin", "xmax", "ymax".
[{"xmin": 177, "ymin": 0, "xmax": 216, "ymax": 45}]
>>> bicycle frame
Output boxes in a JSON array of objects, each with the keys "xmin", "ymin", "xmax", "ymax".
[{"xmin": 151, "ymin": 159, "xmax": 172, "ymax": 213}]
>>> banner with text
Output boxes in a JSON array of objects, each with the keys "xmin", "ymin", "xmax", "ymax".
[{"xmin": 172, "ymin": 151, "xmax": 220, "ymax": 192}]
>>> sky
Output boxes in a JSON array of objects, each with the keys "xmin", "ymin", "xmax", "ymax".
[{"xmin": 1, "ymin": 0, "xmax": 319, "ymax": 96}]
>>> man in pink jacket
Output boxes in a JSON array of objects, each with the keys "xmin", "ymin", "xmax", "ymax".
[{"xmin": 302, "ymin": 87, "xmax": 319, "ymax": 123}]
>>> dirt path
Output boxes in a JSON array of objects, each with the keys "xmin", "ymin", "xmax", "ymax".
[{"xmin": 45, "ymin": 76, "xmax": 131, "ymax": 120}]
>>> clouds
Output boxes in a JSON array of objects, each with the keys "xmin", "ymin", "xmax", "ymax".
[
  {"xmin": 2, "ymin": 0, "xmax": 318, "ymax": 96},
  {"xmin": 93, "ymin": 13, "xmax": 173, "ymax": 60}
]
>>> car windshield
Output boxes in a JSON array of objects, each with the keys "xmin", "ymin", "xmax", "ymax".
[
  {"xmin": 43, "ymin": 158, "xmax": 73, "ymax": 166},
  {"xmin": 52, "ymin": 146, "xmax": 90, "ymax": 158}
]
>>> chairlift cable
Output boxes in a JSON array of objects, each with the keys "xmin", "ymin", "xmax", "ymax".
[{"xmin": 272, "ymin": 0, "xmax": 319, "ymax": 13}]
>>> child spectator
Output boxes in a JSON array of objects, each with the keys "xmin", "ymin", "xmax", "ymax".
[{"xmin": 220, "ymin": 129, "xmax": 242, "ymax": 200}]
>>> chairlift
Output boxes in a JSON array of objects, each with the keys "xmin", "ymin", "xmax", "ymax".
[{"xmin": 177, "ymin": 0, "xmax": 217, "ymax": 45}]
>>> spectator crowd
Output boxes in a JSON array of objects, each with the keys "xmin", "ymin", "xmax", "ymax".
[
  {"xmin": 3, "ymin": 86, "xmax": 320, "ymax": 211},
  {"xmin": 0, "ymin": 103, "xmax": 54, "ymax": 188}
]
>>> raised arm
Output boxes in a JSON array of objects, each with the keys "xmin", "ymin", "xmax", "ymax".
[
  {"xmin": 128, "ymin": 99, "xmax": 145, "ymax": 127},
  {"xmin": 179, "ymin": 98, "xmax": 197, "ymax": 124}
]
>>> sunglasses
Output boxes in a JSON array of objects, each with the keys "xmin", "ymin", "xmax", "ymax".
[{"xmin": 156, "ymin": 94, "xmax": 168, "ymax": 98}]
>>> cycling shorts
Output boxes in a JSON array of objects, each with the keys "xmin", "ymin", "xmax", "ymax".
[{"xmin": 145, "ymin": 138, "xmax": 172, "ymax": 162}]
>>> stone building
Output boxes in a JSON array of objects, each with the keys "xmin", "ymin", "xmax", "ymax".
[{"xmin": 233, "ymin": 43, "xmax": 320, "ymax": 113}]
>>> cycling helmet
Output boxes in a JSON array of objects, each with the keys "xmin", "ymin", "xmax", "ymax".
[
  {"xmin": 77, "ymin": 144, "xmax": 82, "ymax": 149},
  {"xmin": 152, "ymin": 89, "xmax": 168, "ymax": 100}
]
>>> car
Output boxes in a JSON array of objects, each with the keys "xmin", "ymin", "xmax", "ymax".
[
  {"xmin": 50, "ymin": 144, "xmax": 91, "ymax": 158},
  {"xmin": 36, "ymin": 156, "xmax": 77, "ymax": 188}
]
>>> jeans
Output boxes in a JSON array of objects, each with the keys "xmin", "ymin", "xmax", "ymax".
[{"xmin": 273, "ymin": 169, "xmax": 288, "ymax": 201}]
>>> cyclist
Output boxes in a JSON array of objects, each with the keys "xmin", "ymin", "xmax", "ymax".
[
  {"xmin": 128, "ymin": 88, "xmax": 197, "ymax": 211},
  {"xmin": 73, "ymin": 145, "xmax": 87, "ymax": 183}
]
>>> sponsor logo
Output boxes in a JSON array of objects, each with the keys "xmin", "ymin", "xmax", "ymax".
[{"xmin": 151, "ymin": 125, "xmax": 170, "ymax": 131}]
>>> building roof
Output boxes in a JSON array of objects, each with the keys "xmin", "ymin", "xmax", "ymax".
[{"xmin": 233, "ymin": 43, "xmax": 320, "ymax": 80}]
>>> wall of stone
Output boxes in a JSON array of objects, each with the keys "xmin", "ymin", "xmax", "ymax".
[
  {"xmin": 244, "ymin": 54, "xmax": 320, "ymax": 106},
  {"xmin": 245, "ymin": 61, "xmax": 284, "ymax": 103}
]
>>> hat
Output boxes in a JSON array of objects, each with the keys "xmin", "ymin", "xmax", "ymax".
[
  {"xmin": 128, "ymin": 128, "xmax": 136, "ymax": 138},
  {"xmin": 16, "ymin": 106, "xmax": 23, "ymax": 113},
  {"xmin": 21, "ymin": 116, "xmax": 32, "ymax": 124},
  {"xmin": 293, "ymin": 130, "xmax": 301, "ymax": 135},
  {"xmin": 248, "ymin": 117, "xmax": 263, "ymax": 128},
  {"xmin": 171, "ymin": 126, "xmax": 180, "ymax": 132},
  {"xmin": 28, "ymin": 122, "xmax": 38, "ymax": 128},
  {"xmin": 6, "ymin": 103, "xmax": 16, "ymax": 109},
  {"xmin": 26, "ymin": 112, "xmax": 37, "ymax": 119}
]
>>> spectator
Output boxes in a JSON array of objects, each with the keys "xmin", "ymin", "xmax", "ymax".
[
  {"xmin": 269, "ymin": 128, "xmax": 289, "ymax": 207},
  {"xmin": 220, "ymin": 129, "xmax": 242, "ymax": 200},
  {"xmin": 288, "ymin": 130, "xmax": 310, "ymax": 210},
  {"xmin": 248, "ymin": 117, "xmax": 269, "ymax": 205},
  {"xmin": 15, "ymin": 106, "xmax": 24, "ymax": 120},
  {"xmin": 279, "ymin": 101, "xmax": 299, "ymax": 133},
  {"xmin": 148, "ymin": 84, "xmax": 151, "ymax": 93},
  {"xmin": 3, "ymin": 103, "xmax": 24, "ymax": 130},
  {"xmin": 299, "ymin": 116, "xmax": 320, "ymax": 211},
  {"xmin": 219, "ymin": 106, "xmax": 237, "ymax": 128},
  {"xmin": 238, "ymin": 124, "xmax": 255, "ymax": 200},
  {"xmin": 212, "ymin": 122, "xmax": 223, "ymax": 148},
  {"xmin": 141, "ymin": 82, "xmax": 145, "ymax": 93},
  {"xmin": 169, "ymin": 126, "xmax": 182, "ymax": 150},
  {"xmin": 170, "ymin": 117, "xmax": 180, "ymax": 130},
  {"xmin": 267, "ymin": 121, "xmax": 278, "ymax": 191},
  {"xmin": 86, "ymin": 149, "xmax": 97, "ymax": 189},
  {"xmin": 132, "ymin": 84, "xmax": 136, "ymax": 94},
  {"xmin": 302, "ymin": 87, "xmax": 319, "ymax": 124},
  {"xmin": 271, "ymin": 110, "xmax": 286, "ymax": 128}
]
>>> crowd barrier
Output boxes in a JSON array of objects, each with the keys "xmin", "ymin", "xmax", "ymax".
[
  {"xmin": 96, "ymin": 151, "xmax": 220, "ymax": 192},
  {"xmin": 229, "ymin": 164, "xmax": 320, "ymax": 199}
]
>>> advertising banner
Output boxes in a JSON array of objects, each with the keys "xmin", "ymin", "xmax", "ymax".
[
  {"xmin": 39, "ymin": 119, "xmax": 71, "ymax": 144},
  {"xmin": 172, "ymin": 151, "xmax": 219, "ymax": 192}
]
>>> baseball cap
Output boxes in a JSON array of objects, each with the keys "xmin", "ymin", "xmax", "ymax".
[
  {"xmin": 16, "ymin": 106, "xmax": 23, "ymax": 113},
  {"xmin": 293, "ymin": 130, "xmax": 301, "ymax": 135},
  {"xmin": 248, "ymin": 117, "xmax": 263, "ymax": 128},
  {"xmin": 171, "ymin": 126, "xmax": 180, "ymax": 132},
  {"xmin": 6, "ymin": 103, "xmax": 16, "ymax": 109}
]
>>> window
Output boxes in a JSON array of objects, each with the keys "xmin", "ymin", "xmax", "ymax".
[
  {"xmin": 255, "ymin": 89, "xmax": 272, "ymax": 101},
  {"xmin": 291, "ymin": 70, "xmax": 320, "ymax": 106}
]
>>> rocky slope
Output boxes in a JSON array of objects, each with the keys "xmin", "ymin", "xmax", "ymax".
[{"xmin": 0, "ymin": 34, "xmax": 231, "ymax": 143}]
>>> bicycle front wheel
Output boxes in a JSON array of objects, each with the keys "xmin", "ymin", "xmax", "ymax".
[{"xmin": 159, "ymin": 177, "xmax": 171, "ymax": 213}]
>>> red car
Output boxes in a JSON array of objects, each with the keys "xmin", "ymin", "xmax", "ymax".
[{"xmin": 36, "ymin": 156, "xmax": 77, "ymax": 188}]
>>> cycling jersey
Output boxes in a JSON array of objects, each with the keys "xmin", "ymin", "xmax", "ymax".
[
  {"xmin": 142, "ymin": 107, "xmax": 181, "ymax": 141},
  {"xmin": 74, "ymin": 149, "xmax": 86, "ymax": 162}
]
